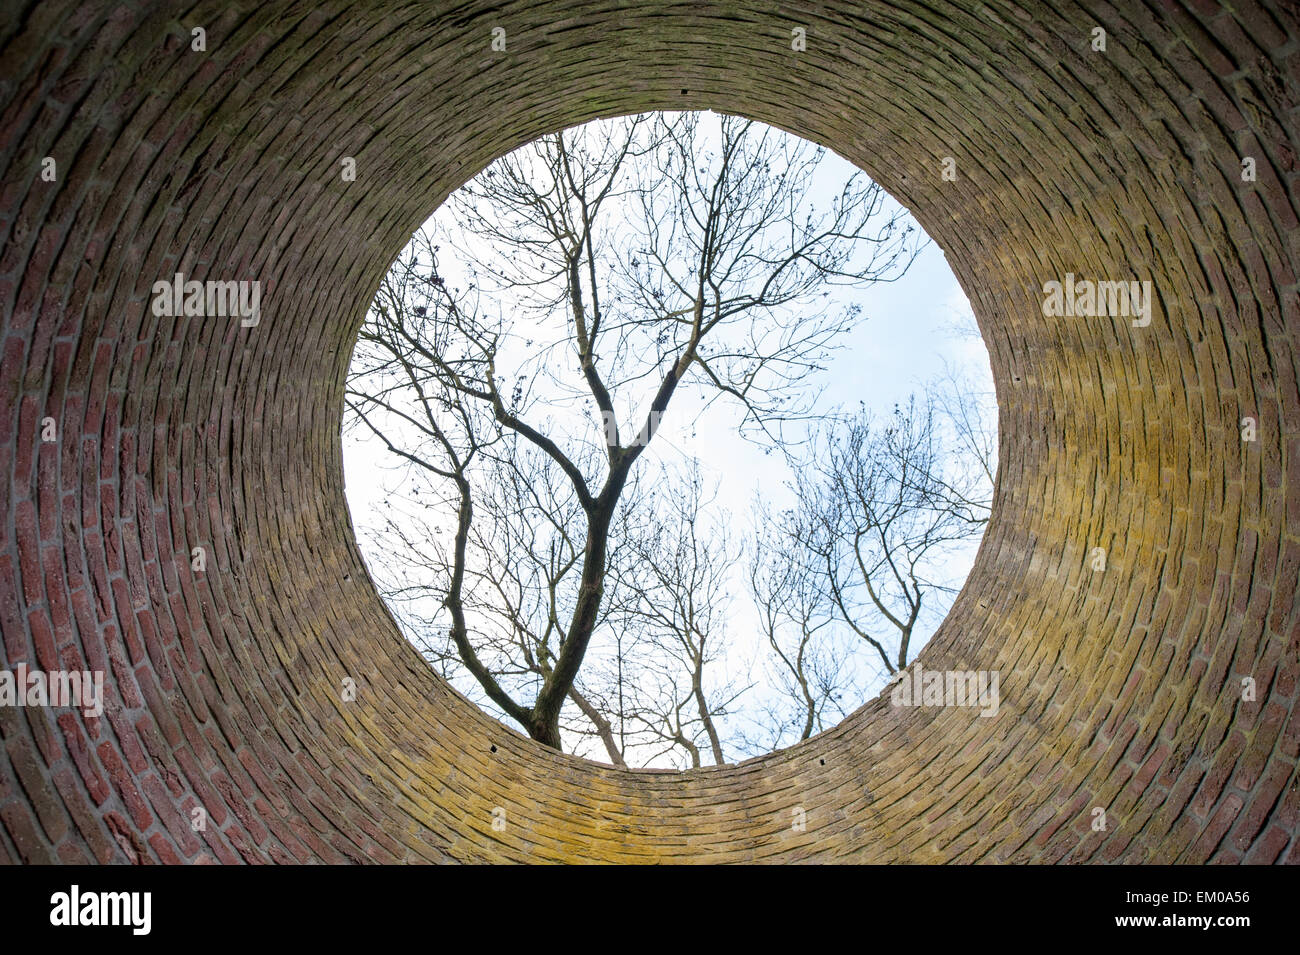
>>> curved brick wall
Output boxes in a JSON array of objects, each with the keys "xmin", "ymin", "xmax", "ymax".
[{"xmin": 1, "ymin": 0, "xmax": 1297, "ymax": 864}]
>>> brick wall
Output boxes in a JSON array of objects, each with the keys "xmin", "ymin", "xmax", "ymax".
[{"xmin": 0, "ymin": 0, "xmax": 1296, "ymax": 863}]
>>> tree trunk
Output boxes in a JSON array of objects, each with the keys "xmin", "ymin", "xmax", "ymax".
[
  {"xmin": 569, "ymin": 687, "xmax": 627, "ymax": 767},
  {"xmin": 693, "ymin": 673, "xmax": 726, "ymax": 765},
  {"xmin": 528, "ymin": 469, "xmax": 629, "ymax": 747},
  {"xmin": 527, "ymin": 710, "xmax": 564, "ymax": 750}
]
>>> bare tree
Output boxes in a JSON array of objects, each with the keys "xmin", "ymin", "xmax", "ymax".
[
  {"xmin": 789, "ymin": 388, "xmax": 994, "ymax": 679},
  {"xmin": 613, "ymin": 466, "xmax": 749, "ymax": 767},
  {"xmin": 930, "ymin": 361, "xmax": 998, "ymax": 526},
  {"xmin": 731, "ymin": 377, "xmax": 993, "ymax": 753},
  {"xmin": 740, "ymin": 498, "xmax": 862, "ymax": 754},
  {"xmin": 345, "ymin": 110, "xmax": 920, "ymax": 752}
]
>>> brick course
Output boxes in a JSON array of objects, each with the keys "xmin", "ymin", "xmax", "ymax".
[{"xmin": 0, "ymin": 0, "xmax": 1297, "ymax": 863}]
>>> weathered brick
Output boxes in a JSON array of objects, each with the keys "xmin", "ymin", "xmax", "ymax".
[{"xmin": 0, "ymin": 0, "xmax": 1296, "ymax": 867}]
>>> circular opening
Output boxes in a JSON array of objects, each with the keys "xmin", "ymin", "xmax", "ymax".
[
  {"xmin": 6, "ymin": 0, "xmax": 1289, "ymax": 866},
  {"xmin": 342, "ymin": 111, "xmax": 997, "ymax": 769}
]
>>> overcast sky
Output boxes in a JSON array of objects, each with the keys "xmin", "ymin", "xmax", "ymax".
[{"xmin": 341, "ymin": 115, "xmax": 996, "ymax": 765}]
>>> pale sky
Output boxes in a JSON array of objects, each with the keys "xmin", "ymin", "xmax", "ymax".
[{"xmin": 341, "ymin": 114, "xmax": 995, "ymax": 766}]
